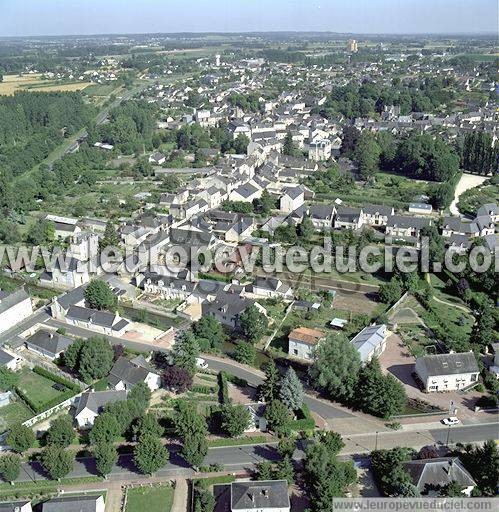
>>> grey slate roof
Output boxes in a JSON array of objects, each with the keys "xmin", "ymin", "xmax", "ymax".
[
  {"xmin": 231, "ymin": 480, "xmax": 290, "ymax": 510},
  {"xmin": 417, "ymin": 352, "xmax": 479, "ymax": 376},
  {"xmin": 108, "ymin": 356, "xmax": 156, "ymax": 388},
  {"xmin": 74, "ymin": 389, "xmax": 127, "ymax": 417},
  {"xmin": 42, "ymin": 495, "xmax": 103, "ymax": 512},
  {"xmin": 363, "ymin": 205, "xmax": 393, "ymax": 216},
  {"xmin": 0, "ymin": 348, "xmax": 15, "ymax": 367},
  {"xmin": 387, "ymin": 215, "xmax": 431, "ymax": 229},
  {"xmin": 0, "ymin": 288, "xmax": 30, "ymax": 316},
  {"xmin": 405, "ymin": 457, "xmax": 476, "ymax": 493},
  {"xmin": 0, "ymin": 501, "xmax": 31, "ymax": 512},
  {"xmin": 26, "ymin": 330, "xmax": 73, "ymax": 357}
]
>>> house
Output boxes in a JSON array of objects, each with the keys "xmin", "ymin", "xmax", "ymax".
[
  {"xmin": 362, "ymin": 205, "xmax": 394, "ymax": 227},
  {"xmin": 280, "ymin": 187, "xmax": 305, "ymax": 213},
  {"xmin": 44, "ymin": 256, "xmax": 91, "ymax": 290},
  {"xmin": 139, "ymin": 272, "xmax": 196, "ymax": 301},
  {"xmin": 386, "ymin": 215, "xmax": 431, "ymax": 239},
  {"xmin": 201, "ymin": 292, "xmax": 253, "ymax": 328},
  {"xmin": 46, "ymin": 214, "xmax": 81, "ymax": 239},
  {"xmin": 108, "ymin": 356, "xmax": 161, "ymax": 392},
  {"xmin": 225, "ymin": 217, "xmax": 255, "ymax": 243},
  {"xmin": 415, "ymin": 352, "xmax": 479, "ymax": 392},
  {"xmin": 330, "ymin": 318, "xmax": 348, "ymax": 329},
  {"xmin": 0, "ymin": 288, "xmax": 33, "ymax": 335},
  {"xmin": 246, "ymin": 277, "xmax": 293, "ymax": 300},
  {"xmin": 441, "ymin": 217, "xmax": 479, "ymax": 238},
  {"xmin": 334, "ymin": 206, "xmax": 364, "ymax": 230},
  {"xmin": 42, "ymin": 495, "xmax": 105, "ymax": 512},
  {"xmin": 350, "ymin": 324, "xmax": 387, "ymax": 364},
  {"xmin": 404, "ymin": 457, "xmax": 476, "ymax": 496},
  {"xmin": 148, "ymin": 151, "xmax": 166, "ymax": 165},
  {"xmin": 231, "ymin": 480, "xmax": 290, "ymax": 512},
  {"xmin": 74, "ymin": 390, "xmax": 127, "ymax": 428},
  {"xmin": 245, "ymin": 404, "xmax": 268, "ymax": 433},
  {"xmin": 25, "ymin": 330, "xmax": 74, "ymax": 361},
  {"xmin": 288, "ymin": 327, "xmax": 325, "ymax": 361},
  {"xmin": 309, "ymin": 204, "xmax": 335, "ymax": 230},
  {"xmin": 477, "ymin": 203, "xmax": 498, "ymax": 223},
  {"xmin": 474, "ymin": 215, "xmax": 495, "ymax": 236},
  {"xmin": 408, "ymin": 203, "xmax": 433, "ymax": 215},
  {"xmin": 308, "ymin": 139, "xmax": 332, "ymax": 161},
  {"xmin": 0, "ymin": 501, "xmax": 32, "ymax": 512},
  {"xmin": 0, "ymin": 348, "xmax": 19, "ymax": 371}
]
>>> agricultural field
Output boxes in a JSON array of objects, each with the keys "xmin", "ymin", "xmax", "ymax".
[
  {"xmin": 125, "ymin": 484, "xmax": 174, "ymax": 512},
  {"xmin": 0, "ymin": 73, "xmax": 91, "ymax": 95}
]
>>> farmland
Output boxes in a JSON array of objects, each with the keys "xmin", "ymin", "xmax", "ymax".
[{"xmin": 0, "ymin": 73, "xmax": 91, "ymax": 95}]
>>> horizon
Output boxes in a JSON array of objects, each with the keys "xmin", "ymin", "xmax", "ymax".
[{"xmin": 1, "ymin": 0, "xmax": 497, "ymax": 38}]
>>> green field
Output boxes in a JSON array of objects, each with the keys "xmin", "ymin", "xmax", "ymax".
[
  {"xmin": 17, "ymin": 368, "xmax": 69, "ymax": 410},
  {"xmin": 0, "ymin": 401, "xmax": 33, "ymax": 432},
  {"xmin": 84, "ymin": 83, "xmax": 120, "ymax": 96},
  {"xmin": 125, "ymin": 484, "xmax": 174, "ymax": 512}
]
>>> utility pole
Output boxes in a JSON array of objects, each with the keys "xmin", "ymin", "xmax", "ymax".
[
  {"xmin": 445, "ymin": 425, "xmax": 451, "ymax": 448},
  {"xmin": 375, "ymin": 431, "xmax": 379, "ymax": 451}
]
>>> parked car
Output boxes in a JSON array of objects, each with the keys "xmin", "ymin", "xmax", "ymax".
[
  {"xmin": 441, "ymin": 417, "xmax": 460, "ymax": 426},
  {"xmin": 196, "ymin": 357, "xmax": 208, "ymax": 369}
]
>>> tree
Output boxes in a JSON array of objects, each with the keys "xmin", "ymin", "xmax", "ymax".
[
  {"xmin": 99, "ymin": 221, "xmax": 120, "ymax": 249},
  {"xmin": 353, "ymin": 131, "xmax": 381, "ymax": 179},
  {"xmin": 379, "ymin": 278, "xmax": 403, "ymax": 305},
  {"xmin": 371, "ymin": 447, "xmax": 414, "ymax": 496},
  {"xmin": 462, "ymin": 131, "xmax": 498, "ymax": 176},
  {"xmin": 173, "ymin": 402, "xmax": 208, "ymax": 467},
  {"xmin": 193, "ymin": 484, "xmax": 216, "ymax": 512},
  {"xmin": 220, "ymin": 404, "xmax": 251, "ymax": 438},
  {"xmin": 233, "ymin": 134, "xmax": 249, "ymax": 154},
  {"xmin": 134, "ymin": 156, "xmax": 154, "ymax": 177},
  {"xmin": 459, "ymin": 440, "xmax": 499, "ymax": 496},
  {"xmin": 132, "ymin": 413, "xmax": 163, "ymax": 440},
  {"xmin": 192, "ymin": 316, "xmax": 227, "ymax": 351},
  {"xmin": 275, "ymin": 456, "xmax": 295, "ymax": 485},
  {"xmin": 357, "ymin": 359, "xmax": 406, "ymax": 419},
  {"xmin": 298, "ymin": 215, "xmax": 314, "ymax": 241},
  {"xmin": 26, "ymin": 219, "xmax": 55, "ymax": 245},
  {"xmin": 90, "ymin": 412, "xmax": 121, "ymax": 445},
  {"xmin": 41, "ymin": 446, "xmax": 74, "ymax": 480},
  {"xmin": 46, "ymin": 415, "xmax": 74, "ymax": 448},
  {"xmin": 282, "ymin": 131, "xmax": 300, "ymax": 157},
  {"xmin": 420, "ymin": 225, "xmax": 445, "ymax": 264},
  {"xmin": 440, "ymin": 481, "xmax": 465, "ymax": 497},
  {"xmin": 105, "ymin": 400, "xmax": 138, "ymax": 435},
  {"xmin": 134, "ymin": 434, "xmax": 169, "ymax": 475},
  {"xmin": 6, "ymin": 424, "xmax": 35, "ymax": 453},
  {"xmin": 233, "ymin": 342, "xmax": 256, "ymax": 365},
  {"xmin": 128, "ymin": 382, "xmax": 151, "ymax": 412},
  {"xmin": 84, "ymin": 279, "xmax": 117, "ymax": 311},
  {"xmin": 340, "ymin": 125, "xmax": 360, "ymax": 157},
  {"xmin": 253, "ymin": 189, "xmax": 275, "ymax": 215},
  {"xmin": 265, "ymin": 400, "xmax": 292, "ymax": 437},
  {"xmin": 261, "ymin": 359, "xmax": 280, "ymax": 402},
  {"xmin": 277, "ymin": 438, "xmax": 296, "ymax": 459},
  {"xmin": 172, "ymin": 330, "xmax": 199, "ymax": 375},
  {"xmin": 279, "ymin": 367, "xmax": 304, "ymax": 412},
  {"xmin": 94, "ymin": 443, "xmax": 118, "ymax": 477},
  {"xmin": 63, "ymin": 339, "xmax": 84, "ymax": 370},
  {"xmin": 309, "ymin": 334, "xmax": 361, "ymax": 403},
  {"xmin": 77, "ymin": 337, "xmax": 114, "ymax": 382},
  {"xmin": 239, "ymin": 304, "xmax": 268, "ymax": 343},
  {"xmin": 163, "ymin": 365, "xmax": 193, "ymax": 393},
  {"xmin": 256, "ymin": 460, "xmax": 274, "ymax": 480},
  {"xmin": 182, "ymin": 432, "xmax": 208, "ymax": 467},
  {"xmin": 0, "ymin": 454, "xmax": 21, "ymax": 483}
]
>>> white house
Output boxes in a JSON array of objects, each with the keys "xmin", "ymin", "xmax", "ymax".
[
  {"xmin": 108, "ymin": 356, "xmax": 161, "ymax": 392},
  {"xmin": 244, "ymin": 404, "xmax": 268, "ymax": 433},
  {"xmin": 74, "ymin": 390, "xmax": 127, "ymax": 428},
  {"xmin": 231, "ymin": 480, "xmax": 290, "ymax": 512},
  {"xmin": 362, "ymin": 205, "xmax": 394, "ymax": 227},
  {"xmin": 350, "ymin": 324, "xmax": 388, "ymax": 364},
  {"xmin": 0, "ymin": 501, "xmax": 33, "ymax": 512},
  {"xmin": 288, "ymin": 327, "xmax": 325, "ymax": 361},
  {"xmin": 0, "ymin": 347, "xmax": 20, "ymax": 371},
  {"xmin": 415, "ymin": 352, "xmax": 479, "ymax": 392},
  {"xmin": 246, "ymin": 277, "xmax": 293, "ymax": 300},
  {"xmin": 308, "ymin": 139, "xmax": 332, "ymax": 161},
  {"xmin": 408, "ymin": 203, "xmax": 433, "ymax": 215},
  {"xmin": 42, "ymin": 494, "xmax": 105, "ymax": 512},
  {"xmin": 280, "ymin": 187, "xmax": 304, "ymax": 213},
  {"xmin": 25, "ymin": 330, "xmax": 74, "ymax": 361},
  {"xmin": 334, "ymin": 206, "xmax": 364, "ymax": 231},
  {"xmin": 0, "ymin": 288, "xmax": 33, "ymax": 335}
]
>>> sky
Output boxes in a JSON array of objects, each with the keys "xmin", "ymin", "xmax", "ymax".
[{"xmin": 0, "ymin": 0, "xmax": 497, "ymax": 37}]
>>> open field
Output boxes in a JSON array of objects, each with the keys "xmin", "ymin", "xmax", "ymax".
[
  {"xmin": 16, "ymin": 368, "xmax": 69, "ymax": 411},
  {"xmin": 125, "ymin": 484, "xmax": 174, "ymax": 512},
  {"xmin": 0, "ymin": 74, "xmax": 91, "ymax": 95},
  {"xmin": 0, "ymin": 401, "xmax": 33, "ymax": 432}
]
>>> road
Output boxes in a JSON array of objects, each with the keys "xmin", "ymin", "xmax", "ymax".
[{"xmin": 13, "ymin": 422, "xmax": 498, "ymax": 485}]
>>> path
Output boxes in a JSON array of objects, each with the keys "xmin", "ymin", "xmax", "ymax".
[
  {"xmin": 449, "ymin": 173, "xmax": 488, "ymax": 216},
  {"xmin": 171, "ymin": 478, "xmax": 188, "ymax": 512},
  {"xmin": 432, "ymin": 295, "xmax": 471, "ymax": 314}
]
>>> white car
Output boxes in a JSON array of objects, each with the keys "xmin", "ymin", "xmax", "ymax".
[
  {"xmin": 441, "ymin": 417, "xmax": 460, "ymax": 426},
  {"xmin": 196, "ymin": 357, "xmax": 208, "ymax": 370}
]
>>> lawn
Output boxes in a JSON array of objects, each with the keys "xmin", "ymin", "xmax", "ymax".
[
  {"xmin": 0, "ymin": 401, "xmax": 33, "ymax": 432},
  {"xmin": 125, "ymin": 484, "xmax": 174, "ymax": 512},
  {"xmin": 16, "ymin": 368, "xmax": 69, "ymax": 411}
]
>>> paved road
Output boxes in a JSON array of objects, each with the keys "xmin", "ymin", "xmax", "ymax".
[{"xmin": 14, "ymin": 422, "xmax": 498, "ymax": 484}]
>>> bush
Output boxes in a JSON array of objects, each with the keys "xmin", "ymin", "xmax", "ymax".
[{"xmin": 217, "ymin": 372, "xmax": 230, "ymax": 405}]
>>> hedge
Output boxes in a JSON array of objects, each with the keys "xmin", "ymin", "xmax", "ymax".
[
  {"xmin": 33, "ymin": 366, "xmax": 81, "ymax": 392},
  {"xmin": 288, "ymin": 404, "xmax": 315, "ymax": 431},
  {"xmin": 191, "ymin": 385, "xmax": 216, "ymax": 395},
  {"xmin": 217, "ymin": 371, "xmax": 230, "ymax": 405}
]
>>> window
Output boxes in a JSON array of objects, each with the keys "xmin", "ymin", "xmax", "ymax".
[{"xmin": 293, "ymin": 349, "xmax": 298, "ymax": 355}]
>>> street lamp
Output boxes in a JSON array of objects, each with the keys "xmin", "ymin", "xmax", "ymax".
[{"xmin": 375, "ymin": 431, "xmax": 379, "ymax": 451}]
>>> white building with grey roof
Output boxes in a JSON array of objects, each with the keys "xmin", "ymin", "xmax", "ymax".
[
  {"xmin": 231, "ymin": 480, "xmax": 290, "ymax": 512},
  {"xmin": 415, "ymin": 352, "xmax": 479, "ymax": 392},
  {"xmin": 0, "ymin": 288, "xmax": 33, "ymax": 335},
  {"xmin": 350, "ymin": 324, "xmax": 388, "ymax": 364},
  {"xmin": 74, "ymin": 389, "xmax": 127, "ymax": 428}
]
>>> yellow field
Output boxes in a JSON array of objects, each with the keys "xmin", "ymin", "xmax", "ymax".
[{"xmin": 0, "ymin": 74, "xmax": 91, "ymax": 95}]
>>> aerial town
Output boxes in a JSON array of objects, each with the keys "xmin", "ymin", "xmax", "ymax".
[{"xmin": 0, "ymin": 5, "xmax": 497, "ymax": 512}]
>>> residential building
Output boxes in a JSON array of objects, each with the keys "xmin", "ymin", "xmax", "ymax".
[
  {"xmin": 74, "ymin": 390, "xmax": 127, "ymax": 428},
  {"xmin": 108, "ymin": 356, "xmax": 161, "ymax": 392},
  {"xmin": 0, "ymin": 288, "xmax": 33, "ymax": 335},
  {"xmin": 386, "ymin": 215, "xmax": 431, "ymax": 239},
  {"xmin": 309, "ymin": 204, "xmax": 335, "ymax": 230},
  {"xmin": 280, "ymin": 187, "xmax": 305, "ymax": 213},
  {"xmin": 201, "ymin": 292, "xmax": 253, "ymax": 328},
  {"xmin": 350, "ymin": 324, "xmax": 388, "ymax": 364},
  {"xmin": 25, "ymin": 330, "xmax": 74, "ymax": 360},
  {"xmin": 246, "ymin": 277, "xmax": 293, "ymax": 299},
  {"xmin": 231, "ymin": 480, "xmax": 290, "ymax": 512},
  {"xmin": 0, "ymin": 501, "xmax": 32, "ymax": 512},
  {"xmin": 408, "ymin": 203, "xmax": 433, "ymax": 215},
  {"xmin": 308, "ymin": 139, "xmax": 332, "ymax": 161},
  {"xmin": 362, "ymin": 205, "xmax": 394, "ymax": 227},
  {"xmin": 415, "ymin": 352, "xmax": 479, "ymax": 392},
  {"xmin": 0, "ymin": 348, "xmax": 19, "ymax": 371},
  {"xmin": 42, "ymin": 495, "xmax": 105, "ymax": 512},
  {"xmin": 288, "ymin": 327, "xmax": 325, "ymax": 361},
  {"xmin": 334, "ymin": 206, "xmax": 364, "ymax": 230},
  {"xmin": 404, "ymin": 457, "xmax": 476, "ymax": 496}
]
